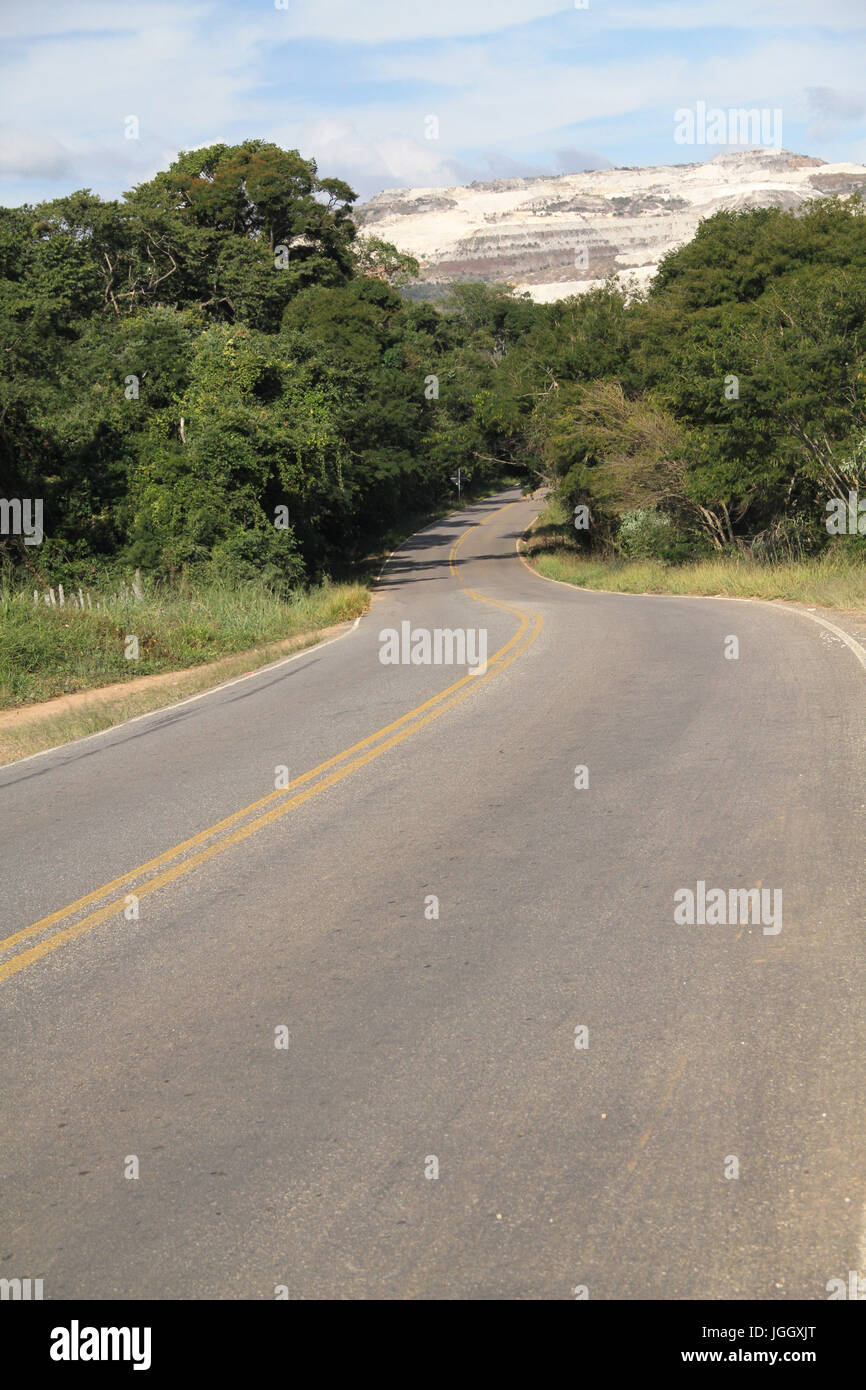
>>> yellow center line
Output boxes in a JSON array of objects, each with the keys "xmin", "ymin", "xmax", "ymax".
[
  {"xmin": 0, "ymin": 610, "xmax": 529, "ymax": 956},
  {"xmin": 1, "ymin": 499, "xmax": 543, "ymax": 984}
]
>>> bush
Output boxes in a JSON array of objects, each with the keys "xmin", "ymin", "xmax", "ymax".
[{"xmin": 616, "ymin": 508, "xmax": 676, "ymax": 560}]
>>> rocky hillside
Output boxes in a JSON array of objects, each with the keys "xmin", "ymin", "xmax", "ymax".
[{"xmin": 357, "ymin": 150, "xmax": 866, "ymax": 301}]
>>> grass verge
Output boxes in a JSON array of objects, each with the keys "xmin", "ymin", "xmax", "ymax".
[
  {"xmin": 0, "ymin": 481, "xmax": 524, "ymax": 766},
  {"xmin": 0, "ymin": 579, "xmax": 368, "ymax": 766},
  {"xmin": 526, "ymin": 549, "xmax": 866, "ymax": 609},
  {"xmin": 0, "ymin": 578, "xmax": 368, "ymax": 709},
  {"xmin": 524, "ymin": 496, "xmax": 866, "ymax": 608}
]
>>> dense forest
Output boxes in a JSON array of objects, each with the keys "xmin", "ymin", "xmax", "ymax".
[{"xmin": 1, "ymin": 138, "xmax": 865, "ymax": 592}]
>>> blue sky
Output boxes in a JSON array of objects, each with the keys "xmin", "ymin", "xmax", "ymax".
[{"xmin": 1, "ymin": 0, "xmax": 865, "ymax": 206}]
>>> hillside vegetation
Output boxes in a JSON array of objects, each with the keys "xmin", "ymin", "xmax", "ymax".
[
  {"xmin": 524, "ymin": 197, "xmax": 866, "ymax": 567},
  {"xmin": 0, "ymin": 140, "xmax": 525, "ymax": 596},
  {"xmin": 1, "ymin": 140, "xmax": 865, "ymax": 713}
]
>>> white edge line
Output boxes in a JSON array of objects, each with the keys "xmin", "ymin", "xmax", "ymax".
[
  {"xmin": 2, "ymin": 493, "xmax": 516, "ymax": 775},
  {"xmin": 775, "ymin": 605, "xmax": 866, "ymax": 675},
  {"xmin": 1, "ymin": 625, "xmax": 358, "ymax": 773},
  {"xmin": 516, "ymin": 535, "xmax": 866, "ymax": 678}
]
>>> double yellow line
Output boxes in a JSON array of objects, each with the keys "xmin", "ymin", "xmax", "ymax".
[{"xmin": 0, "ymin": 501, "xmax": 542, "ymax": 985}]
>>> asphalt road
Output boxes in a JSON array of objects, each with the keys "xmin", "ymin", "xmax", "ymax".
[{"xmin": 1, "ymin": 489, "xmax": 864, "ymax": 1300}]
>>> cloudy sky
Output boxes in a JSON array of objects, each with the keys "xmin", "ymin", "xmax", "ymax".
[{"xmin": 1, "ymin": 0, "xmax": 865, "ymax": 206}]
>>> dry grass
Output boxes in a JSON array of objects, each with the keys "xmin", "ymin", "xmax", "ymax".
[
  {"xmin": 0, "ymin": 578, "xmax": 368, "ymax": 709},
  {"xmin": 529, "ymin": 548, "xmax": 866, "ymax": 609},
  {"xmin": 0, "ymin": 579, "xmax": 369, "ymax": 766}
]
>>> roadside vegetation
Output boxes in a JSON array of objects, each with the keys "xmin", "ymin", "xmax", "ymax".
[
  {"xmin": 0, "ymin": 576, "xmax": 367, "ymax": 708},
  {"xmin": 524, "ymin": 499, "xmax": 866, "ymax": 608},
  {"xmin": 517, "ymin": 198, "xmax": 866, "ymax": 601},
  {"xmin": 1, "ymin": 138, "xmax": 864, "ymax": 727},
  {"xmin": 530, "ymin": 547, "xmax": 866, "ymax": 609}
]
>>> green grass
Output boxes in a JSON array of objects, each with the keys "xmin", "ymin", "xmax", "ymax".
[
  {"xmin": 0, "ymin": 576, "xmax": 368, "ymax": 709},
  {"xmin": 528, "ymin": 549, "xmax": 866, "ymax": 609},
  {"xmin": 525, "ymin": 494, "xmax": 866, "ymax": 607}
]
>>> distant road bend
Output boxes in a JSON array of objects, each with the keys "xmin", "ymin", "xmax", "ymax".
[{"xmin": 1, "ymin": 489, "xmax": 864, "ymax": 1299}]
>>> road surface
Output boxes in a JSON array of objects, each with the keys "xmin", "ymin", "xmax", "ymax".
[{"xmin": 1, "ymin": 489, "xmax": 864, "ymax": 1299}]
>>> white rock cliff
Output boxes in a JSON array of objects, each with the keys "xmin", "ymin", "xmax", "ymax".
[{"xmin": 357, "ymin": 150, "xmax": 866, "ymax": 301}]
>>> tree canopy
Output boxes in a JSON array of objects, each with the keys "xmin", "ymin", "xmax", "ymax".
[{"xmin": 1, "ymin": 143, "xmax": 864, "ymax": 586}]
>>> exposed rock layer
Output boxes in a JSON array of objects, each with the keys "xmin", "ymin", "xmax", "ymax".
[{"xmin": 357, "ymin": 150, "xmax": 866, "ymax": 301}]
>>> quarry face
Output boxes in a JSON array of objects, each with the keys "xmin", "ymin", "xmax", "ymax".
[{"xmin": 357, "ymin": 150, "xmax": 866, "ymax": 301}]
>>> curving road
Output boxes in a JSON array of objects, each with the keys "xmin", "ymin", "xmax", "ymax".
[{"xmin": 1, "ymin": 489, "xmax": 864, "ymax": 1300}]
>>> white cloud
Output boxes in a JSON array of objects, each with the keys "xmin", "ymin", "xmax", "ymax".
[
  {"xmin": 0, "ymin": 0, "xmax": 864, "ymax": 206},
  {"xmin": 268, "ymin": 0, "xmax": 571, "ymax": 43},
  {"xmin": 270, "ymin": 0, "xmax": 865, "ymax": 41},
  {"xmin": 588, "ymin": 0, "xmax": 865, "ymax": 31},
  {"xmin": 806, "ymin": 87, "xmax": 865, "ymax": 122},
  {"xmin": 286, "ymin": 119, "xmax": 612, "ymax": 198},
  {"xmin": 288, "ymin": 120, "xmax": 467, "ymax": 195},
  {"xmin": 0, "ymin": 128, "xmax": 72, "ymax": 178},
  {"xmin": 0, "ymin": 3, "xmax": 275, "ymax": 199},
  {"xmin": 0, "ymin": 2, "xmax": 213, "ymax": 40}
]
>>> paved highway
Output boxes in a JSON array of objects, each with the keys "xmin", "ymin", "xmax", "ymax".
[{"xmin": 1, "ymin": 489, "xmax": 864, "ymax": 1299}]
